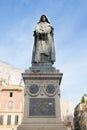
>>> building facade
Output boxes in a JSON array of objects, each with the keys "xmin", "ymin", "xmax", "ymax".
[
  {"xmin": 61, "ymin": 99, "xmax": 74, "ymax": 130},
  {"xmin": 0, "ymin": 81, "xmax": 24, "ymax": 130},
  {"xmin": 0, "ymin": 61, "xmax": 24, "ymax": 130}
]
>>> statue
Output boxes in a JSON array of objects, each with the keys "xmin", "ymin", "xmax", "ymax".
[{"xmin": 32, "ymin": 15, "xmax": 55, "ymax": 65}]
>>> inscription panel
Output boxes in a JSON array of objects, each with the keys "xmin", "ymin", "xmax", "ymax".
[{"xmin": 29, "ymin": 98, "xmax": 55, "ymax": 116}]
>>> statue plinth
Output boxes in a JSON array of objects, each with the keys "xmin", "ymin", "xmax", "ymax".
[{"xmin": 30, "ymin": 63, "xmax": 55, "ymax": 72}]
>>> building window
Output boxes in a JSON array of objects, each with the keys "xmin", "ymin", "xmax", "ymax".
[
  {"xmin": 8, "ymin": 101, "xmax": 13, "ymax": 109},
  {"xmin": 0, "ymin": 115, "xmax": 3, "ymax": 125},
  {"xmin": 15, "ymin": 115, "xmax": 19, "ymax": 125},
  {"xmin": 9, "ymin": 92, "xmax": 13, "ymax": 97},
  {"xmin": 7, "ymin": 115, "xmax": 11, "ymax": 125}
]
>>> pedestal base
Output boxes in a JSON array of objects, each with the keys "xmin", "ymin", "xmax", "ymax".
[
  {"xmin": 17, "ymin": 122, "xmax": 67, "ymax": 130},
  {"xmin": 19, "ymin": 67, "xmax": 67, "ymax": 130}
]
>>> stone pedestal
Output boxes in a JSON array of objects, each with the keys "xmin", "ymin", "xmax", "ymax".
[{"xmin": 17, "ymin": 66, "xmax": 67, "ymax": 130}]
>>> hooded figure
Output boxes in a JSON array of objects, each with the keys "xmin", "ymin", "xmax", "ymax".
[{"xmin": 32, "ymin": 15, "xmax": 55, "ymax": 65}]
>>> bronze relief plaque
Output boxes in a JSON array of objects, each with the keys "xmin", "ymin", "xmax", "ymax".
[{"xmin": 29, "ymin": 98, "xmax": 55, "ymax": 116}]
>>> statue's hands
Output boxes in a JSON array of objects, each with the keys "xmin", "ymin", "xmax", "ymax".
[{"xmin": 39, "ymin": 29, "xmax": 45, "ymax": 33}]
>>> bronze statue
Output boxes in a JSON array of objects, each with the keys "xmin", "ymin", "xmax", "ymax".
[{"xmin": 32, "ymin": 15, "xmax": 55, "ymax": 65}]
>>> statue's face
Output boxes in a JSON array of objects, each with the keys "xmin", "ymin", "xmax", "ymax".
[{"xmin": 41, "ymin": 16, "xmax": 46, "ymax": 22}]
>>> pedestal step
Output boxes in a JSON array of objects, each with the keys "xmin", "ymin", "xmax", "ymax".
[{"xmin": 17, "ymin": 122, "xmax": 67, "ymax": 130}]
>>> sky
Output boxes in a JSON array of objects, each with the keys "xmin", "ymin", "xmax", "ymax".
[{"xmin": 0, "ymin": 0, "xmax": 87, "ymax": 108}]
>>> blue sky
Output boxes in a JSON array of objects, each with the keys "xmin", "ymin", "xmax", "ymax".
[{"xmin": 0, "ymin": 0, "xmax": 87, "ymax": 108}]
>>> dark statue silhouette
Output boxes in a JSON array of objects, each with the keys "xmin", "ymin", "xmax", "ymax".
[{"xmin": 32, "ymin": 15, "xmax": 55, "ymax": 65}]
